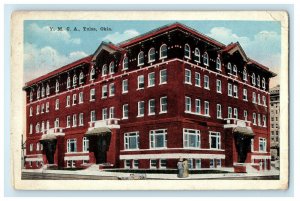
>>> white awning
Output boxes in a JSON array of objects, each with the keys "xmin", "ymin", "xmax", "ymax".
[
  {"xmin": 233, "ymin": 126, "xmax": 255, "ymax": 136},
  {"xmin": 85, "ymin": 127, "xmax": 111, "ymax": 136}
]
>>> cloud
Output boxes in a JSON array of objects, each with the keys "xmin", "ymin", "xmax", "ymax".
[
  {"xmin": 102, "ymin": 29, "xmax": 140, "ymax": 43},
  {"xmin": 24, "ymin": 43, "xmax": 88, "ymax": 82},
  {"xmin": 28, "ymin": 23, "xmax": 81, "ymax": 45}
]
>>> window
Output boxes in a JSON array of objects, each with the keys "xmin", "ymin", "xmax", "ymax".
[
  {"xmin": 216, "ymin": 57, "xmax": 221, "ymax": 71},
  {"xmin": 160, "ymin": 159, "xmax": 167, "ymax": 169},
  {"xmin": 79, "ymin": 72, "xmax": 84, "ymax": 84},
  {"xmin": 258, "ymin": 94, "xmax": 261, "ymax": 105},
  {"xmin": 109, "ymin": 83, "xmax": 115, "ymax": 97},
  {"xmin": 90, "ymin": 67, "xmax": 95, "ymax": 80},
  {"xmin": 123, "ymin": 104, "xmax": 128, "ymax": 119},
  {"xmin": 209, "ymin": 132, "xmax": 221, "ymax": 149},
  {"xmin": 194, "ymin": 48, "xmax": 200, "ymax": 62},
  {"xmin": 228, "ymin": 107, "xmax": 232, "ymax": 118},
  {"xmin": 102, "ymin": 85, "xmax": 108, "ymax": 98},
  {"xmin": 30, "ymin": 144, "xmax": 33, "ymax": 152},
  {"xmin": 138, "ymin": 51, "xmax": 144, "ymax": 66},
  {"xmin": 217, "ymin": 104, "xmax": 222, "ymax": 119},
  {"xmin": 41, "ymin": 104, "xmax": 44, "ymax": 113},
  {"xmin": 252, "ymin": 73, "xmax": 256, "ymax": 85},
  {"xmin": 259, "ymin": 138, "xmax": 267, "ymax": 152},
  {"xmin": 54, "ymin": 118, "xmax": 59, "ymax": 128},
  {"xmin": 263, "ymin": 115, "xmax": 266, "ymax": 127},
  {"xmin": 252, "ymin": 92, "xmax": 256, "ymax": 103},
  {"xmin": 234, "ymin": 108, "xmax": 238, "ymax": 119},
  {"xmin": 195, "ymin": 99, "xmax": 201, "ymax": 114},
  {"xmin": 30, "ymin": 91, "xmax": 33, "ymax": 102},
  {"xmin": 138, "ymin": 101, "xmax": 144, "ymax": 117},
  {"xmin": 46, "ymin": 102, "xmax": 49, "ymax": 112},
  {"xmin": 79, "ymin": 113, "xmax": 84, "ymax": 126},
  {"xmin": 148, "ymin": 99, "xmax": 155, "ymax": 115},
  {"xmin": 109, "ymin": 107, "xmax": 115, "ymax": 119},
  {"xmin": 29, "ymin": 107, "xmax": 33, "ymax": 116},
  {"xmin": 41, "ymin": 121, "xmax": 45, "ymax": 133},
  {"xmin": 36, "ymin": 105, "xmax": 40, "ymax": 115},
  {"xmin": 228, "ymin": 83, "xmax": 232, "ymax": 96},
  {"xmin": 137, "ymin": 75, "xmax": 144, "ymax": 89},
  {"xmin": 102, "ymin": 65, "xmax": 107, "ymax": 76},
  {"xmin": 183, "ymin": 129, "xmax": 200, "ymax": 148},
  {"xmin": 109, "ymin": 62, "xmax": 115, "ymax": 74},
  {"xmin": 185, "ymin": 69, "xmax": 191, "ymax": 84},
  {"xmin": 46, "ymin": 84, "xmax": 50, "ymax": 96},
  {"xmin": 216, "ymin": 159, "xmax": 222, "ymax": 168},
  {"xmin": 79, "ymin": 92, "xmax": 83, "ymax": 103},
  {"xmin": 257, "ymin": 75, "xmax": 260, "ymax": 87},
  {"xmin": 148, "ymin": 72, "xmax": 155, "ymax": 87},
  {"xmin": 73, "ymin": 74, "xmax": 77, "ymax": 86},
  {"xmin": 66, "ymin": 96, "xmax": 70, "ymax": 107},
  {"xmin": 83, "ymin": 137, "xmax": 89, "ymax": 152},
  {"xmin": 204, "ymin": 101, "xmax": 209, "ymax": 116},
  {"xmin": 185, "ymin": 96, "xmax": 191, "ymax": 112},
  {"xmin": 124, "ymin": 160, "xmax": 131, "ymax": 169},
  {"xmin": 195, "ymin": 159, "xmax": 201, "ymax": 169},
  {"xmin": 204, "ymin": 75, "xmax": 209, "ymax": 89},
  {"xmin": 243, "ymin": 69, "xmax": 247, "ymax": 81},
  {"xmin": 55, "ymin": 99, "xmax": 59, "ymax": 110},
  {"xmin": 35, "ymin": 123, "xmax": 40, "ymax": 133},
  {"xmin": 258, "ymin": 114, "xmax": 261, "ymax": 126},
  {"xmin": 227, "ymin": 63, "xmax": 232, "ymax": 74},
  {"xmin": 160, "ymin": 44, "xmax": 167, "ymax": 59},
  {"xmin": 203, "ymin": 52, "xmax": 209, "ymax": 66},
  {"xmin": 46, "ymin": 120, "xmax": 50, "ymax": 130},
  {"xmin": 262, "ymin": 78, "xmax": 266, "ymax": 90},
  {"xmin": 244, "ymin": 110, "xmax": 248, "ymax": 121},
  {"xmin": 67, "ymin": 139, "xmax": 77, "ymax": 153},
  {"xmin": 29, "ymin": 124, "xmax": 33, "ymax": 134},
  {"xmin": 102, "ymin": 108, "xmax": 108, "ymax": 120},
  {"xmin": 122, "ymin": 79, "xmax": 128, "ymax": 93},
  {"xmin": 159, "ymin": 69, "xmax": 167, "ymax": 84},
  {"xmin": 233, "ymin": 65, "xmax": 237, "ymax": 76},
  {"xmin": 41, "ymin": 86, "xmax": 45, "ymax": 97},
  {"xmin": 90, "ymin": 110, "xmax": 96, "ymax": 122},
  {"xmin": 150, "ymin": 129, "xmax": 167, "ymax": 149},
  {"xmin": 243, "ymin": 89, "xmax": 248, "ymax": 100},
  {"xmin": 148, "ymin": 48, "xmax": 155, "ymax": 62},
  {"xmin": 55, "ymin": 80, "xmax": 59, "ymax": 92},
  {"xmin": 253, "ymin": 113, "xmax": 257, "ymax": 125},
  {"xmin": 72, "ymin": 94, "xmax": 77, "ymax": 105},
  {"xmin": 184, "ymin": 44, "xmax": 191, "ymax": 58},
  {"xmin": 195, "ymin": 72, "xmax": 201, "ymax": 87},
  {"xmin": 124, "ymin": 132, "xmax": 139, "ymax": 150},
  {"xmin": 66, "ymin": 116, "xmax": 71, "ymax": 128},
  {"xmin": 160, "ymin": 96, "xmax": 167, "ymax": 113},
  {"xmin": 67, "ymin": 76, "xmax": 71, "ymax": 89},
  {"xmin": 133, "ymin": 160, "xmax": 139, "ymax": 169},
  {"xmin": 150, "ymin": 159, "xmax": 157, "ymax": 169},
  {"xmin": 37, "ymin": 88, "xmax": 40, "ymax": 99},
  {"xmin": 233, "ymin": 85, "xmax": 238, "ymax": 98},
  {"xmin": 216, "ymin": 79, "xmax": 222, "ymax": 93},
  {"xmin": 72, "ymin": 114, "xmax": 77, "ymax": 127},
  {"xmin": 123, "ymin": 56, "xmax": 129, "ymax": 70}
]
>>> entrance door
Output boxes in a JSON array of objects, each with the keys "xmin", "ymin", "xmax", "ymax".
[{"xmin": 93, "ymin": 134, "xmax": 111, "ymax": 164}]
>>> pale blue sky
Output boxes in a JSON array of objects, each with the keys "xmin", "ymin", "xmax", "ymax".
[{"xmin": 24, "ymin": 20, "xmax": 281, "ymax": 86}]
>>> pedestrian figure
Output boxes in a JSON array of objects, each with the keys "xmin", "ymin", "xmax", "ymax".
[
  {"xmin": 177, "ymin": 158, "xmax": 184, "ymax": 178},
  {"xmin": 182, "ymin": 158, "xmax": 189, "ymax": 178}
]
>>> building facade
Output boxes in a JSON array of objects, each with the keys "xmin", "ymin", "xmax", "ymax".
[
  {"xmin": 270, "ymin": 85, "xmax": 280, "ymax": 161},
  {"xmin": 23, "ymin": 23, "xmax": 276, "ymax": 172}
]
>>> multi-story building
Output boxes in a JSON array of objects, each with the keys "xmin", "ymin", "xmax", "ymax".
[
  {"xmin": 23, "ymin": 22, "xmax": 276, "ymax": 172},
  {"xmin": 270, "ymin": 85, "xmax": 280, "ymax": 161}
]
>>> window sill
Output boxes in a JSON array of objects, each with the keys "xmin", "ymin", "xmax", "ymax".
[
  {"xmin": 159, "ymin": 111, "xmax": 167, "ymax": 114},
  {"xmin": 195, "ymin": 85, "xmax": 201, "ymax": 88},
  {"xmin": 147, "ymin": 85, "xmax": 155, "ymax": 88},
  {"xmin": 109, "ymin": 95, "xmax": 115, "ymax": 97},
  {"xmin": 122, "ymin": 91, "xmax": 128, "ymax": 94},
  {"xmin": 137, "ymin": 88, "xmax": 144, "ymax": 91},
  {"xmin": 90, "ymin": 99, "xmax": 95, "ymax": 102},
  {"xmin": 121, "ymin": 117, "xmax": 128, "ymax": 120},
  {"xmin": 159, "ymin": 56, "xmax": 167, "ymax": 60},
  {"xmin": 137, "ymin": 115, "xmax": 144, "ymax": 118},
  {"xmin": 217, "ymin": 91, "xmax": 222, "ymax": 94},
  {"xmin": 204, "ymin": 87, "xmax": 210, "ymax": 90},
  {"xmin": 243, "ymin": 99, "xmax": 248, "ymax": 102},
  {"xmin": 148, "ymin": 113, "xmax": 155, "ymax": 116},
  {"xmin": 185, "ymin": 82, "xmax": 192, "ymax": 85},
  {"xmin": 159, "ymin": 82, "xmax": 167, "ymax": 85},
  {"xmin": 101, "ymin": 97, "xmax": 107, "ymax": 99}
]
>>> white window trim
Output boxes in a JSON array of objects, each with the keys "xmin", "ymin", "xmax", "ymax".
[
  {"xmin": 185, "ymin": 69, "xmax": 192, "ymax": 85},
  {"xmin": 195, "ymin": 72, "xmax": 201, "ymax": 87},
  {"xmin": 124, "ymin": 132, "xmax": 139, "ymax": 150},
  {"xmin": 216, "ymin": 79, "xmax": 222, "ymax": 94},
  {"xmin": 183, "ymin": 128, "xmax": 201, "ymax": 149},
  {"xmin": 148, "ymin": 48, "xmax": 155, "ymax": 63},
  {"xmin": 148, "ymin": 99, "xmax": 155, "ymax": 116},
  {"xmin": 204, "ymin": 75, "xmax": 210, "ymax": 90},
  {"xmin": 138, "ymin": 51, "xmax": 144, "ymax": 66},
  {"xmin": 159, "ymin": 96, "xmax": 167, "ymax": 114},
  {"xmin": 194, "ymin": 48, "xmax": 200, "ymax": 63},
  {"xmin": 149, "ymin": 129, "xmax": 167, "ymax": 149},
  {"xmin": 148, "ymin": 72, "xmax": 155, "ymax": 88},
  {"xmin": 122, "ymin": 79, "xmax": 129, "ymax": 93},
  {"xmin": 184, "ymin": 44, "xmax": 191, "ymax": 59},
  {"xmin": 159, "ymin": 69, "xmax": 167, "ymax": 85},
  {"xmin": 203, "ymin": 52, "xmax": 209, "ymax": 66},
  {"xmin": 209, "ymin": 131, "xmax": 221, "ymax": 150},
  {"xmin": 137, "ymin": 101, "xmax": 145, "ymax": 117},
  {"xmin": 122, "ymin": 104, "xmax": 129, "ymax": 119},
  {"xmin": 159, "ymin": 44, "xmax": 167, "ymax": 59}
]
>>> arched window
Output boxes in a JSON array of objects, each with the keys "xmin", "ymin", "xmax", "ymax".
[
  {"xmin": 252, "ymin": 73, "xmax": 256, "ymax": 85},
  {"xmin": 67, "ymin": 76, "xmax": 71, "ymax": 89},
  {"xmin": 138, "ymin": 51, "xmax": 144, "ymax": 66},
  {"xmin": 79, "ymin": 72, "xmax": 84, "ymax": 84},
  {"xmin": 184, "ymin": 44, "xmax": 191, "ymax": 58},
  {"xmin": 109, "ymin": 62, "xmax": 115, "ymax": 74},
  {"xmin": 90, "ymin": 67, "xmax": 95, "ymax": 80},
  {"xmin": 30, "ymin": 91, "xmax": 33, "ymax": 102},
  {"xmin": 194, "ymin": 48, "xmax": 200, "ymax": 63},
  {"xmin": 73, "ymin": 74, "xmax": 77, "ymax": 86},
  {"xmin": 262, "ymin": 78, "xmax": 266, "ymax": 89},
  {"xmin": 203, "ymin": 52, "xmax": 209, "ymax": 66},
  {"xmin": 41, "ymin": 121, "xmax": 45, "ymax": 133},
  {"xmin": 216, "ymin": 57, "xmax": 221, "ymax": 71},
  {"xmin": 102, "ymin": 65, "xmax": 107, "ymax": 76},
  {"xmin": 233, "ymin": 65, "xmax": 237, "ymax": 76},
  {"xmin": 36, "ymin": 122, "xmax": 40, "ymax": 133},
  {"xmin": 46, "ymin": 84, "xmax": 50, "ymax": 95},
  {"xmin": 41, "ymin": 86, "xmax": 45, "ymax": 97},
  {"xmin": 55, "ymin": 80, "xmax": 59, "ymax": 92},
  {"xmin": 243, "ymin": 69, "xmax": 247, "ymax": 81},
  {"xmin": 123, "ymin": 56, "xmax": 129, "ymax": 70},
  {"xmin": 257, "ymin": 75, "xmax": 260, "ymax": 87},
  {"xmin": 227, "ymin": 63, "xmax": 232, "ymax": 74},
  {"xmin": 37, "ymin": 87, "xmax": 40, "ymax": 99},
  {"xmin": 160, "ymin": 44, "xmax": 167, "ymax": 59},
  {"xmin": 148, "ymin": 48, "xmax": 155, "ymax": 62}
]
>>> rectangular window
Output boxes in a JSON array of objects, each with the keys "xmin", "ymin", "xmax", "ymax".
[
  {"xmin": 243, "ymin": 89, "xmax": 248, "ymax": 100},
  {"xmin": 185, "ymin": 96, "xmax": 191, "ymax": 112},
  {"xmin": 195, "ymin": 99, "xmax": 201, "ymax": 114},
  {"xmin": 102, "ymin": 108, "xmax": 108, "ymax": 120},
  {"xmin": 259, "ymin": 138, "xmax": 267, "ymax": 152},
  {"xmin": 90, "ymin": 88, "xmax": 95, "ymax": 101},
  {"xmin": 253, "ymin": 113, "xmax": 257, "ymax": 125},
  {"xmin": 258, "ymin": 94, "xmax": 261, "ymax": 105},
  {"xmin": 109, "ymin": 83, "xmax": 115, "ymax": 97},
  {"xmin": 67, "ymin": 139, "xmax": 77, "ymax": 153},
  {"xmin": 160, "ymin": 69, "xmax": 167, "ymax": 84},
  {"xmin": 109, "ymin": 107, "xmax": 115, "ymax": 119},
  {"xmin": 30, "ymin": 144, "xmax": 33, "ymax": 152},
  {"xmin": 233, "ymin": 85, "xmax": 238, "ymax": 98},
  {"xmin": 217, "ymin": 104, "xmax": 222, "ymax": 119},
  {"xmin": 148, "ymin": 99, "xmax": 155, "ymax": 115},
  {"xmin": 137, "ymin": 75, "xmax": 144, "ymax": 89},
  {"xmin": 29, "ymin": 124, "xmax": 33, "ymax": 134},
  {"xmin": 204, "ymin": 101, "xmax": 209, "ymax": 116},
  {"xmin": 124, "ymin": 160, "xmax": 131, "ymax": 169},
  {"xmin": 133, "ymin": 160, "xmax": 139, "ymax": 169},
  {"xmin": 148, "ymin": 72, "xmax": 155, "ymax": 87},
  {"xmin": 209, "ymin": 132, "xmax": 221, "ymax": 149},
  {"xmin": 66, "ymin": 96, "xmax": 70, "ymax": 107},
  {"xmin": 195, "ymin": 72, "xmax": 201, "ymax": 87},
  {"xmin": 195, "ymin": 159, "xmax": 201, "ymax": 169},
  {"xmin": 263, "ymin": 96, "xmax": 266, "ymax": 106},
  {"xmin": 185, "ymin": 69, "xmax": 191, "ymax": 84},
  {"xmin": 122, "ymin": 79, "xmax": 128, "ymax": 93},
  {"xmin": 72, "ymin": 94, "xmax": 77, "ymax": 105},
  {"xmin": 90, "ymin": 110, "xmax": 96, "ymax": 122},
  {"xmin": 150, "ymin": 159, "xmax": 157, "ymax": 169},
  {"xmin": 204, "ymin": 75, "xmax": 209, "ymax": 89},
  {"xmin": 228, "ymin": 83, "xmax": 232, "ymax": 96},
  {"xmin": 216, "ymin": 159, "xmax": 222, "ymax": 168},
  {"xmin": 150, "ymin": 129, "xmax": 167, "ymax": 149},
  {"xmin": 79, "ymin": 113, "xmax": 84, "ymax": 126},
  {"xmin": 123, "ymin": 104, "xmax": 129, "ymax": 119},
  {"xmin": 83, "ymin": 137, "xmax": 89, "ymax": 152},
  {"xmin": 66, "ymin": 116, "xmax": 71, "ymax": 128},
  {"xmin": 160, "ymin": 159, "xmax": 167, "ymax": 169},
  {"xmin": 102, "ymin": 85, "xmax": 108, "ymax": 98},
  {"xmin": 79, "ymin": 92, "xmax": 84, "ymax": 103},
  {"xmin": 160, "ymin": 96, "xmax": 167, "ymax": 113},
  {"xmin": 263, "ymin": 115, "xmax": 266, "ymax": 127},
  {"xmin": 244, "ymin": 110, "xmax": 248, "ymax": 121},
  {"xmin": 72, "ymin": 114, "xmax": 77, "ymax": 127},
  {"xmin": 46, "ymin": 102, "xmax": 49, "ymax": 112},
  {"xmin": 234, "ymin": 108, "xmax": 238, "ymax": 119},
  {"xmin": 258, "ymin": 114, "xmax": 261, "ymax": 126},
  {"xmin": 183, "ymin": 129, "xmax": 200, "ymax": 148},
  {"xmin": 228, "ymin": 107, "xmax": 232, "ymax": 118},
  {"xmin": 41, "ymin": 104, "xmax": 44, "ymax": 113},
  {"xmin": 36, "ymin": 105, "xmax": 40, "ymax": 115},
  {"xmin": 216, "ymin": 79, "xmax": 222, "ymax": 93},
  {"xmin": 55, "ymin": 99, "xmax": 59, "ymax": 110},
  {"xmin": 138, "ymin": 101, "xmax": 144, "ymax": 117},
  {"xmin": 188, "ymin": 159, "xmax": 193, "ymax": 169},
  {"xmin": 54, "ymin": 118, "xmax": 59, "ymax": 128},
  {"xmin": 252, "ymin": 92, "xmax": 256, "ymax": 103},
  {"xmin": 124, "ymin": 132, "xmax": 139, "ymax": 150}
]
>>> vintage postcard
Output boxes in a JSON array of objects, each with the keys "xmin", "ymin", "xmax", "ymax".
[{"xmin": 10, "ymin": 11, "xmax": 289, "ymax": 190}]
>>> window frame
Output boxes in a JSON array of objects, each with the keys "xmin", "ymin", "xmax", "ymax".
[
  {"xmin": 184, "ymin": 44, "xmax": 191, "ymax": 59},
  {"xmin": 149, "ymin": 129, "xmax": 167, "ymax": 149},
  {"xmin": 148, "ymin": 47, "xmax": 155, "ymax": 63},
  {"xmin": 148, "ymin": 72, "xmax": 155, "ymax": 87},
  {"xmin": 160, "ymin": 96, "xmax": 167, "ymax": 114},
  {"xmin": 209, "ymin": 131, "xmax": 221, "ymax": 150},
  {"xmin": 183, "ymin": 128, "xmax": 201, "ymax": 149},
  {"xmin": 159, "ymin": 44, "xmax": 167, "ymax": 59},
  {"xmin": 159, "ymin": 69, "xmax": 167, "ymax": 84},
  {"xmin": 194, "ymin": 48, "xmax": 200, "ymax": 63},
  {"xmin": 203, "ymin": 52, "xmax": 209, "ymax": 66},
  {"xmin": 204, "ymin": 75, "xmax": 209, "ymax": 89},
  {"xmin": 138, "ymin": 51, "xmax": 144, "ymax": 66},
  {"xmin": 185, "ymin": 69, "xmax": 192, "ymax": 84},
  {"xmin": 124, "ymin": 132, "xmax": 139, "ymax": 150},
  {"xmin": 148, "ymin": 99, "xmax": 155, "ymax": 115},
  {"xmin": 216, "ymin": 57, "xmax": 221, "ymax": 71},
  {"xmin": 137, "ymin": 101, "xmax": 145, "ymax": 117}
]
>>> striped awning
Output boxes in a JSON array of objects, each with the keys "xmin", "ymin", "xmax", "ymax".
[
  {"xmin": 233, "ymin": 126, "xmax": 255, "ymax": 136},
  {"xmin": 85, "ymin": 127, "xmax": 111, "ymax": 136}
]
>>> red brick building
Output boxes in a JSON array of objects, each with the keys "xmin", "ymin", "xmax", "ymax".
[{"xmin": 23, "ymin": 22, "xmax": 276, "ymax": 172}]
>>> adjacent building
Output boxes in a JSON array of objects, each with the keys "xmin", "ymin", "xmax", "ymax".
[
  {"xmin": 23, "ymin": 22, "xmax": 276, "ymax": 172},
  {"xmin": 270, "ymin": 85, "xmax": 280, "ymax": 161}
]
